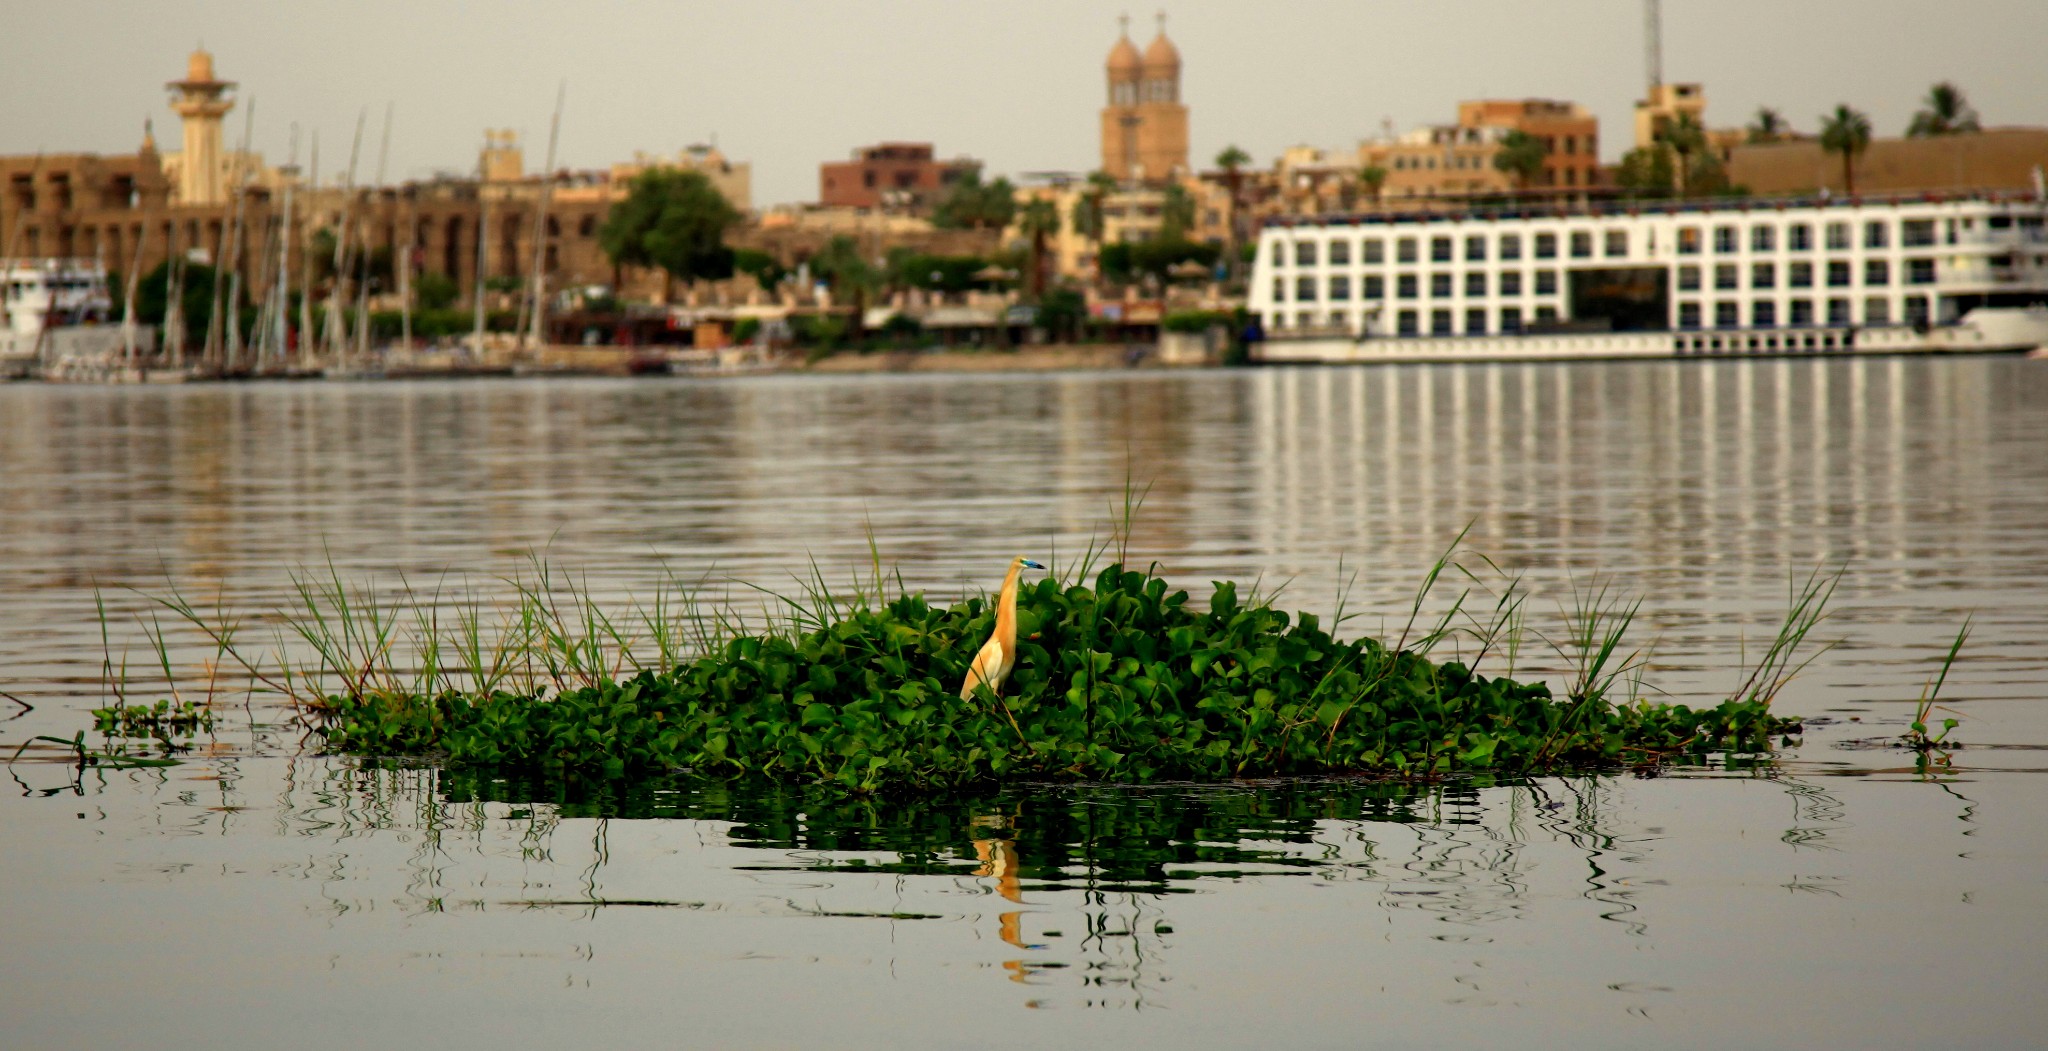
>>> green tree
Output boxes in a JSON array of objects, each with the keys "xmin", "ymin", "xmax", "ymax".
[
  {"xmin": 1908, "ymin": 81, "xmax": 1980, "ymax": 137},
  {"xmin": 1655, "ymin": 113, "xmax": 1709, "ymax": 196},
  {"xmin": 808, "ymin": 235, "xmax": 878, "ymax": 342},
  {"xmin": 1097, "ymin": 239, "xmax": 1220, "ymax": 285},
  {"xmin": 1017, "ymin": 197, "xmax": 1061, "ymax": 301},
  {"xmin": 137, "ymin": 260, "xmax": 217, "ymax": 345},
  {"xmin": 597, "ymin": 167, "xmax": 741, "ymax": 297},
  {"xmin": 1491, "ymin": 130, "xmax": 1547, "ymax": 192},
  {"xmin": 1356, "ymin": 164, "xmax": 1388, "ymax": 206},
  {"xmin": 1037, "ymin": 286, "xmax": 1086, "ymax": 342},
  {"xmin": 1158, "ymin": 183, "xmax": 1196, "ymax": 242},
  {"xmin": 733, "ymin": 248, "xmax": 786, "ymax": 291},
  {"xmin": 1614, "ymin": 146, "xmax": 1676, "ymax": 197},
  {"xmin": 1747, "ymin": 107, "xmax": 1790, "ymax": 144},
  {"xmin": 1214, "ymin": 146, "xmax": 1250, "ymax": 270},
  {"xmin": 1069, "ymin": 170, "xmax": 1119, "ymax": 244},
  {"xmin": 1820, "ymin": 104, "xmax": 1874, "ymax": 194},
  {"xmin": 414, "ymin": 270, "xmax": 459, "ymax": 311},
  {"xmin": 931, "ymin": 171, "xmax": 1018, "ymax": 231}
]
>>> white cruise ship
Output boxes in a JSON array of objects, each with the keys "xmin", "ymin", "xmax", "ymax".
[
  {"xmin": 1248, "ymin": 192, "xmax": 2048, "ymax": 363},
  {"xmin": 0, "ymin": 258, "xmax": 146, "ymax": 379}
]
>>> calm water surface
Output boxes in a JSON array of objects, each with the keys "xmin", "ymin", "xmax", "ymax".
[{"xmin": 3, "ymin": 360, "xmax": 2046, "ymax": 1049}]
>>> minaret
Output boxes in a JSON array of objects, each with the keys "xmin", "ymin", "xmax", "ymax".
[
  {"xmin": 1099, "ymin": 13, "xmax": 1188, "ymax": 184},
  {"xmin": 166, "ymin": 47, "xmax": 236, "ymax": 205}
]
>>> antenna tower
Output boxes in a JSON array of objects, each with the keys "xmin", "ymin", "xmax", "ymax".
[{"xmin": 1644, "ymin": 0, "xmax": 1663, "ymax": 94}]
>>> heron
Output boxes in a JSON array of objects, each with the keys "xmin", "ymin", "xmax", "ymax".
[{"xmin": 959, "ymin": 557, "xmax": 1047, "ymax": 700}]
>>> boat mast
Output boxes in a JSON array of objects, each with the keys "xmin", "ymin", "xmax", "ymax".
[
  {"xmin": 472, "ymin": 135, "xmax": 488, "ymax": 358},
  {"xmin": 524, "ymin": 83, "xmax": 565, "ymax": 353},
  {"xmin": 122, "ymin": 206, "xmax": 151, "ymax": 367},
  {"xmin": 324, "ymin": 110, "xmax": 364, "ymax": 369},
  {"xmin": 298, "ymin": 132, "xmax": 317, "ymax": 364},
  {"xmin": 354, "ymin": 103, "xmax": 392, "ymax": 368},
  {"xmin": 270, "ymin": 123, "xmax": 298, "ymax": 366}
]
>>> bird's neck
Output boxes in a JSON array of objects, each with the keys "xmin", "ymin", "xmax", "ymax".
[{"xmin": 994, "ymin": 564, "xmax": 1023, "ymax": 645}]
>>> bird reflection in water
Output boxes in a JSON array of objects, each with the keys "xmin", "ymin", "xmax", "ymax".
[{"xmin": 968, "ymin": 811, "xmax": 1052, "ymax": 985}]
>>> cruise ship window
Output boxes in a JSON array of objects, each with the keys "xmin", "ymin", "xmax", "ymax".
[
  {"xmin": 1678, "ymin": 265, "xmax": 1702, "ymax": 291},
  {"xmin": 1677, "ymin": 227, "xmax": 1702, "ymax": 254},
  {"xmin": 1534, "ymin": 233, "xmax": 1557, "ymax": 259},
  {"xmin": 1269, "ymin": 312, "xmax": 1285, "ymax": 330},
  {"xmin": 1329, "ymin": 275, "xmax": 1352, "ymax": 301},
  {"xmin": 1535, "ymin": 305, "xmax": 1558, "ymax": 322},
  {"xmin": 1902, "ymin": 220, "xmax": 1936, "ymax": 247},
  {"xmin": 1906, "ymin": 258, "xmax": 1935, "ymax": 285},
  {"xmin": 1330, "ymin": 311, "xmax": 1349, "ymax": 328},
  {"xmin": 1297, "ymin": 276, "xmax": 1321, "ymax": 301},
  {"xmin": 1714, "ymin": 226, "xmax": 1738, "ymax": 253},
  {"xmin": 1788, "ymin": 262, "xmax": 1813, "ymax": 288},
  {"xmin": 1363, "ymin": 238, "xmax": 1385, "ymax": 264},
  {"xmin": 1828, "ymin": 298, "xmax": 1852, "ymax": 325},
  {"xmin": 1363, "ymin": 275, "xmax": 1385, "ymax": 299},
  {"xmin": 1299, "ymin": 311, "xmax": 1316, "ymax": 328},
  {"xmin": 1570, "ymin": 231, "xmax": 1593, "ymax": 258},
  {"xmin": 1398, "ymin": 309, "xmax": 1419, "ymax": 335},
  {"xmin": 1329, "ymin": 239, "xmax": 1352, "ymax": 265},
  {"xmin": 1604, "ymin": 230, "xmax": 1628, "ymax": 258},
  {"xmin": 1752, "ymin": 262, "xmax": 1776, "ymax": 289},
  {"xmin": 1273, "ymin": 278, "xmax": 1286, "ymax": 302},
  {"xmin": 1465, "ymin": 235, "xmax": 1487, "ymax": 261},
  {"xmin": 1431, "ymin": 237, "xmax": 1453, "ymax": 263},
  {"xmin": 1430, "ymin": 273, "xmax": 1453, "ymax": 298},
  {"xmin": 1788, "ymin": 223, "xmax": 1812, "ymax": 251},
  {"xmin": 1715, "ymin": 302, "xmax": 1740, "ymax": 329},
  {"xmin": 1904, "ymin": 295, "xmax": 1930, "ymax": 324},
  {"xmin": 1296, "ymin": 241, "xmax": 1318, "ymax": 267},
  {"xmin": 1753, "ymin": 301, "xmax": 1777, "ymax": 327},
  {"xmin": 1864, "ymin": 221, "xmax": 1889, "ymax": 249},
  {"xmin": 1827, "ymin": 261, "xmax": 1851, "ymax": 287},
  {"xmin": 1500, "ymin": 271, "xmax": 1523, "ymax": 295},
  {"xmin": 1678, "ymin": 302, "xmax": 1702, "ymax": 329},
  {"xmin": 1431, "ymin": 309, "xmax": 1453, "ymax": 335},
  {"xmin": 1826, "ymin": 222, "xmax": 1851, "ymax": 250},
  {"xmin": 1865, "ymin": 297, "xmax": 1890, "ymax": 324},
  {"xmin": 1397, "ymin": 273, "xmax": 1418, "ymax": 298},
  {"xmin": 1272, "ymin": 241, "xmax": 1286, "ymax": 266},
  {"xmin": 1864, "ymin": 259, "xmax": 1890, "ymax": 286},
  {"xmin": 1397, "ymin": 237, "xmax": 1418, "ymax": 263},
  {"xmin": 1465, "ymin": 308, "xmax": 1487, "ymax": 334},
  {"xmin": 1501, "ymin": 306, "xmax": 1523, "ymax": 333},
  {"xmin": 1465, "ymin": 272, "xmax": 1487, "ymax": 297},
  {"xmin": 1714, "ymin": 264, "xmax": 1739, "ymax": 290},
  {"xmin": 1790, "ymin": 299, "xmax": 1814, "ymax": 326},
  {"xmin": 1499, "ymin": 234, "xmax": 1522, "ymax": 260},
  {"xmin": 1535, "ymin": 270, "xmax": 1558, "ymax": 295},
  {"xmin": 1751, "ymin": 225, "xmax": 1776, "ymax": 252}
]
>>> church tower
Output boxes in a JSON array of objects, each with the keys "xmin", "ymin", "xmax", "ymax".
[
  {"xmin": 1100, "ymin": 14, "xmax": 1189, "ymax": 184},
  {"xmin": 166, "ymin": 47, "xmax": 236, "ymax": 205}
]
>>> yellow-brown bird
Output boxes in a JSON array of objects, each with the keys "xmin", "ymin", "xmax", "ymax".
[{"xmin": 959, "ymin": 557, "xmax": 1046, "ymax": 700}]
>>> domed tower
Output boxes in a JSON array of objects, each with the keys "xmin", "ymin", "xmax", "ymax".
[
  {"xmin": 1100, "ymin": 14, "xmax": 1189, "ymax": 184},
  {"xmin": 166, "ymin": 47, "xmax": 236, "ymax": 206}
]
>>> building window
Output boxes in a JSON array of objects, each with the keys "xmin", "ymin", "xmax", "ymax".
[
  {"xmin": 1397, "ymin": 237, "xmax": 1418, "ymax": 263},
  {"xmin": 1865, "ymin": 296, "xmax": 1891, "ymax": 324},
  {"xmin": 1827, "ymin": 260, "xmax": 1851, "ymax": 287},
  {"xmin": 1534, "ymin": 232, "xmax": 1557, "ymax": 259},
  {"xmin": 1715, "ymin": 264, "xmax": 1739, "ymax": 290},
  {"xmin": 1298, "ymin": 311, "xmax": 1316, "ymax": 328},
  {"xmin": 1431, "ymin": 308, "xmax": 1453, "ymax": 335},
  {"xmin": 1826, "ymin": 221, "xmax": 1851, "ymax": 250},
  {"xmin": 1753, "ymin": 300, "xmax": 1777, "ymax": 327},
  {"xmin": 1296, "ymin": 276, "xmax": 1318, "ymax": 301},
  {"xmin": 1398, "ymin": 309, "xmax": 1419, "ymax": 335},
  {"xmin": 1363, "ymin": 238, "xmax": 1385, "ymax": 264},
  {"xmin": 1788, "ymin": 261, "xmax": 1813, "ymax": 288},
  {"xmin": 1363, "ymin": 275, "xmax": 1385, "ymax": 299},
  {"xmin": 1904, "ymin": 295, "xmax": 1931, "ymax": 324},
  {"xmin": 1465, "ymin": 271, "xmax": 1487, "ymax": 297},
  {"xmin": 1827, "ymin": 297, "xmax": 1852, "ymax": 325},
  {"xmin": 1465, "ymin": 307, "xmax": 1487, "ymax": 334},
  {"xmin": 1329, "ymin": 275, "xmax": 1352, "ymax": 301},
  {"xmin": 1272, "ymin": 241, "xmax": 1286, "ymax": 266},
  {"xmin": 1678, "ymin": 301, "xmax": 1702, "ymax": 329},
  {"xmin": 1328, "ymin": 239, "xmax": 1351, "ymax": 265},
  {"xmin": 1500, "ymin": 234, "xmax": 1522, "ymax": 260},
  {"xmin": 1864, "ymin": 259, "xmax": 1890, "ymax": 286},
  {"xmin": 1752, "ymin": 262, "xmax": 1776, "ymax": 289},
  {"xmin": 1906, "ymin": 258, "xmax": 1935, "ymax": 285},
  {"xmin": 1570, "ymin": 231, "xmax": 1593, "ymax": 258},
  {"xmin": 1272, "ymin": 278, "xmax": 1286, "ymax": 302},
  {"xmin": 1788, "ymin": 223, "xmax": 1812, "ymax": 251},
  {"xmin": 1714, "ymin": 225, "xmax": 1738, "ymax": 253},
  {"xmin": 1330, "ymin": 311, "xmax": 1350, "ymax": 328},
  {"xmin": 1604, "ymin": 230, "xmax": 1628, "ymax": 258},
  {"xmin": 1903, "ymin": 219, "xmax": 1936, "ymax": 247},
  {"xmin": 1535, "ymin": 269, "xmax": 1558, "ymax": 295},
  {"xmin": 1678, "ymin": 226, "xmax": 1702, "ymax": 254},
  {"xmin": 1864, "ymin": 220, "xmax": 1889, "ymax": 249},
  {"xmin": 1430, "ymin": 273, "xmax": 1453, "ymax": 298},
  {"xmin": 1677, "ymin": 265, "xmax": 1701, "ymax": 291},
  {"xmin": 1751, "ymin": 225, "xmax": 1776, "ymax": 252},
  {"xmin": 1431, "ymin": 236, "xmax": 1453, "ymax": 263},
  {"xmin": 1296, "ymin": 241, "xmax": 1318, "ymax": 266},
  {"xmin": 1500, "ymin": 270, "xmax": 1522, "ymax": 295},
  {"xmin": 1501, "ymin": 306, "xmax": 1523, "ymax": 333},
  {"xmin": 1715, "ymin": 302, "xmax": 1740, "ymax": 328},
  {"xmin": 1465, "ymin": 235, "xmax": 1487, "ymax": 261},
  {"xmin": 1789, "ymin": 298, "xmax": 1814, "ymax": 326},
  {"xmin": 1268, "ymin": 312, "xmax": 1285, "ymax": 330},
  {"xmin": 1397, "ymin": 273, "xmax": 1418, "ymax": 299}
]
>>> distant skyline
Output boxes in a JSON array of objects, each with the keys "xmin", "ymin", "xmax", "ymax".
[{"xmin": 5, "ymin": 0, "xmax": 2046, "ymax": 206}]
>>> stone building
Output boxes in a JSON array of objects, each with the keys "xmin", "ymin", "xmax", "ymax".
[
  {"xmin": 818, "ymin": 143, "xmax": 980, "ymax": 210},
  {"xmin": 1726, "ymin": 129, "xmax": 2048, "ymax": 196},
  {"xmin": 1100, "ymin": 15, "xmax": 1189, "ymax": 184}
]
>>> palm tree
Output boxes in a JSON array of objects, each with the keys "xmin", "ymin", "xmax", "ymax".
[
  {"xmin": 1907, "ymin": 81, "xmax": 1981, "ymax": 137},
  {"xmin": 1491, "ymin": 130, "xmax": 1547, "ymax": 194},
  {"xmin": 1214, "ymin": 145, "xmax": 1251, "ymax": 272},
  {"xmin": 1747, "ymin": 107, "xmax": 1789, "ymax": 144},
  {"xmin": 1820, "ymin": 104, "xmax": 1874, "ymax": 195},
  {"xmin": 1159, "ymin": 183, "xmax": 1196, "ymax": 242},
  {"xmin": 1017, "ymin": 197, "xmax": 1060, "ymax": 301},
  {"xmin": 1656, "ymin": 113, "xmax": 1708, "ymax": 196},
  {"xmin": 1357, "ymin": 164, "xmax": 1388, "ymax": 208}
]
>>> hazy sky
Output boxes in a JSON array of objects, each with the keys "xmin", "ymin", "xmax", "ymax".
[{"xmin": 6, "ymin": 0, "xmax": 2046, "ymax": 206}]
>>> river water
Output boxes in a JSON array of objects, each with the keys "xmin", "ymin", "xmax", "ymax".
[{"xmin": 2, "ymin": 360, "xmax": 2045, "ymax": 1049}]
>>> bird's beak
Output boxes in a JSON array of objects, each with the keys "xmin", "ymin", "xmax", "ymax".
[{"xmin": 1021, "ymin": 559, "xmax": 1046, "ymax": 570}]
